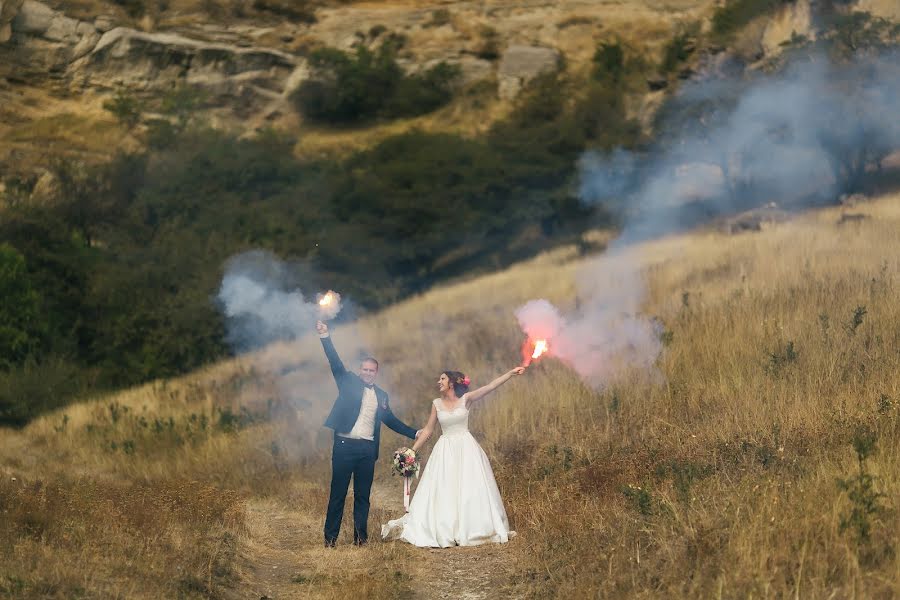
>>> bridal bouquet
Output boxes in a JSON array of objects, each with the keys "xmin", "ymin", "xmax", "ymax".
[
  {"xmin": 392, "ymin": 447, "xmax": 419, "ymax": 512},
  {"xmin": 392, "ymin": 447, "xmax": 419, "ymax": 478}
]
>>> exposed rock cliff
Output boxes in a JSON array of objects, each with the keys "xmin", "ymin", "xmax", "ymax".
[
  {"xmin": 0, "ymin": 0, "xmax": 895, "ymax": 175},
  {"xmin": 0, "ymin": 0, "xmax": 718, "ymax": 143},
  {"xmin": 2, "ymin": 0, "xmax": 303, "ymax": 115}
]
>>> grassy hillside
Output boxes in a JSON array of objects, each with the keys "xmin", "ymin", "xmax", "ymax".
[
  {"xmin": 5, "ymin": 0, "xmax": 897, "ymax": 425},
  {"xmin": 0, "ymin": 46, "xmax": 636, "ymax": 424},
  {"xmin": 2, "ymin": 194, "xmax": 898, "ymax": 598}
]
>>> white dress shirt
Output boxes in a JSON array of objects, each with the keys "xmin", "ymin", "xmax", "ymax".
[{"xmin": 338, "ymin": 385, "xmax": 377, "ymax": 441}]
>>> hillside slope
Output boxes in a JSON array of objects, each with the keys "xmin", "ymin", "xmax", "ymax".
[{"xmin": 2, "ymin": 193, "xmax": 899, "ymax": 597}]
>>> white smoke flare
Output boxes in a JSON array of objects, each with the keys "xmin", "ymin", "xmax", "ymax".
[{"xmin": 217, "ymin": 250, "xmax": 342, "ymax": 353}]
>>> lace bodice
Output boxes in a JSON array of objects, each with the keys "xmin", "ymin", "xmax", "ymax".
[{"xmin": 433, "ymin": 397, "xmax": 470, "ymax": 436}]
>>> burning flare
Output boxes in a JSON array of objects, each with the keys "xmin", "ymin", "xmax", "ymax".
[
  {"xmin": 317, "ymin": 290, "xmax": 341, "ymax": 321},
  {"xmin": 522, "ymin": 338, "xmax": 550, "ymax": 366}
]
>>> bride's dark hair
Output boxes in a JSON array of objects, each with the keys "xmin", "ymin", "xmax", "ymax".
[{"xmin": 443, "ymin": 370, "xmax": 470, "ymax": 396}]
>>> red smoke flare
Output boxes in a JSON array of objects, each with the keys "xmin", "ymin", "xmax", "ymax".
[{"xmin": 522, "ymin": 338, "xmax": 549, "ymax": 367}]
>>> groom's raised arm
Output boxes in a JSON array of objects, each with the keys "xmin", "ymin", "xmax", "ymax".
[
  {"xmin": 381, "ymin": 396, "xmax": 418, "ymax": 440},
  {"xmin": 317, "ymin": 321, "xmax": 347, "ymax": 382}
]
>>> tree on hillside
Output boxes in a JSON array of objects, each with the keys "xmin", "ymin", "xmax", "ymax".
[
  {"xmin": 292, "ymin": 43, "xmax": 459, "ymax": 124},
  {"xmin": 103, "ymin": 88, "xmax": 143, "ymax": 129},
  {"xmin": 0, "ymin": 245, "xmax": 45, "ymax": 371}
]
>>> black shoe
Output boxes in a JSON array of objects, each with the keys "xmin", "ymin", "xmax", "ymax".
[
  {"xmin": 353, "ymin": 539, "xmax": 367, "ymax": 547},
  {"xmin": 324, "ymin": 539, "xmax": 336, "ymax": 548}
]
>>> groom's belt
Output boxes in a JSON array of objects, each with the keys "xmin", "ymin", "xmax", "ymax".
[{"xmin": 334, "ymin": 435, "xmax": 375, "ymax": 445}]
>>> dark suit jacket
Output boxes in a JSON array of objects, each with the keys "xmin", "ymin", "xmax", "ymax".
[{"xmin": 320, "ymin": 335, "xmax": 417, "ymax": 459}]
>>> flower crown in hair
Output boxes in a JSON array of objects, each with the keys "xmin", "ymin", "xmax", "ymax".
[{"xmin": 457, "ymin": 375, "xmax": 470, "ymax": 386}]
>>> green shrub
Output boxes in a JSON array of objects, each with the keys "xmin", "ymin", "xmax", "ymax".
[
  {"xmin": 113, "ymin": 0, "xmax": 146, "ymax": 18},
  {"xmin": 293, "ymin": 45, "xmax": 401, "ymax": 123},
  {"xmin": 0, "ymin": 245, "xmax": 45, "ymax": 371},
  {"xmin": 837, "ymin": 427, "xmax": 886, "ymax": 544},
  {"xmin": 251, "ymin": 0, "xmax": 316, "ymax": 23},
  {"xmin": 824, "ymin": 11, "xmax": 894, "ymax": 57},
  {"xmin": 292, "ymin": 44, "xmax": 459, "ymax": 124},
  {"xmin": 0, "ymin": 209, "xmax": 92, "ymax": 358},
  {"xmin": 593, "ymin": 41, "xmax": 625, "ymax": 83},
  {"xmin": 161, "ymin": 85, "xmax": 206, "ymax": 130},
  {"xmin": 1, "ymin": 174, "xmax": 38, "ymax": 205},
  {"xmin": 574, "ymin": 82, "xmax": 642, "ymax": 150},
  {"xmin": 144, "ymin": 118, "xmax": 178, "ymax": 150},
  {"xmin": 382, "ymin": 62, "xmax": 461, "ymax": 119},
  {"xmin": 103, "ymin": 89, "xmax": 143, "ymax": 129},
  {"xmin": 661, "ymin": 31, "xmax": 695, "ymax": 73},
  {"xmin": 473, "ymin": 26, "xmax": 501, "ymax": 60},
  {"xmin": 0, "ymin": 358, "xmax": 84, "ymax": 426}
]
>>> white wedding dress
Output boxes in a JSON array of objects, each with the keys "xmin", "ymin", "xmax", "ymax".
[{"xmin": 381, "ymin": 396, "xmax": 514, "ymax": 547}]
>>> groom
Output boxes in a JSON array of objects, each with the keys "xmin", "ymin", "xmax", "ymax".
[{"xmin": 316, "ymin": 320, "xmax": 419, "ymax": 547}]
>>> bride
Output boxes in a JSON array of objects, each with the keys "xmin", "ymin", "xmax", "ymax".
[{"xmin": 381, "ymin": 366, "xmax": 526, "ymax": 547}]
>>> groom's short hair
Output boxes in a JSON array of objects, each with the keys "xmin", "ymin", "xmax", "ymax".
[{"xmin": 361, "ymin": 356, "xmax": 379, "ymax": 370}]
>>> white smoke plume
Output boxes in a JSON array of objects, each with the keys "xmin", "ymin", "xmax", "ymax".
[
  {"xmin": 213, "ymin": 250, "xmax": 375, "ymax": 465},
  {"xmin": 217, "ymin": 250, "xmax": 343, "ymax": 352},
  {"xmin": 580, "ymin": 51, "xmax": 900, "ymax": 239},
  {"xmin": 515, "ymin": 300, "xmax": 564, "ymax": 344},
  {"xmin": 518, "ymin": 50, "xmax": 900, "ymax": 388}
]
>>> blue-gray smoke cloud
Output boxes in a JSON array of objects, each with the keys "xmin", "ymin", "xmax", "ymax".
[
  {"xmin": 519, "ymin": 50, "xmax": 899, "ymax": 389},
  {"xmin": 217, "ymin": 250, "xmax": 342, "ymax": 353},
  {"xmin": 580, "ymin": 51, "xmax": 900, "ymax": 242},
  {"xmin": 215, "ymin": 251, "xmax": 369, "ymax": 463}
]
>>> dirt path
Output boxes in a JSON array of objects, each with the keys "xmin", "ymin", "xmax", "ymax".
[
  {"xmin": 238, "ymin": 479, "xmax": 519, "ymax": 599},
  {"xmin": 408, "ymin": 543, "xmax": 518, "ymax": 600},
  {"xmin": 240, "ymin": 499, "xmax": 313, "ymax": 600},
  {"xmin": 371, "ymin": 479, "xmax": 519, "ymax": 600}
]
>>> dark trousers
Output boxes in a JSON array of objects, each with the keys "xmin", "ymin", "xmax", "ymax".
[{"xmin": 324, "ymin": 436, "xmax": 376, "ymax": 544}]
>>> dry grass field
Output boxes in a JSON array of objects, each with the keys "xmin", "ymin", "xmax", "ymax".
[{"xmin": 2, "ymin": 195, "xmax": 900, "ymax": 598}]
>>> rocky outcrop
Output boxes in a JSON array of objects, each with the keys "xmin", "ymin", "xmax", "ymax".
[
  {"xmin": 0, "ymin": 0, "xmax": 744, "ymax": 142},
  {"xmin": 75, "ymin": 28, "xmax": 303, "ymax": 115},
  {"xmin": 0, "ymin": 0, "xmax": 589, "ymax": 128},
  {"xmin": 14, "ymin": 0, "xmax": 81, "ymax": 42},
  {"xmin": 761, "ymin": 0, "xmax": 814, "ymax": 56},
  {"xmin": 1, "ymin": 0, "xmax": 579, "ymax": 125},
  {"xmin": 1, "ymin": 0, "xmax": 306, "ymax": 120},
  {"xmin": 0, "ymin": 0, "xmax": 24, "ymax": 43}
]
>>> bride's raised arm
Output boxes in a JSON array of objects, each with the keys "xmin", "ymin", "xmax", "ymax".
[
  {"xmin": 412, "ymin": 405, "xmax": 438, "ymax": 453},
  {"xmin": 464, "ymin": 367, "xmax": 526, "ymax": 408}
]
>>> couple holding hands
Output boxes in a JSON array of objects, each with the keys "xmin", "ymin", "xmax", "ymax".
[{"xmin": 316, "ymin": 320, "xmax": 525, "ymax": 548}]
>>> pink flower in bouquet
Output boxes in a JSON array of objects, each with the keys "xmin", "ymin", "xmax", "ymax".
[{"xmin": 391, "ymin": 447, "xmax": 419, "ymax": 477}]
